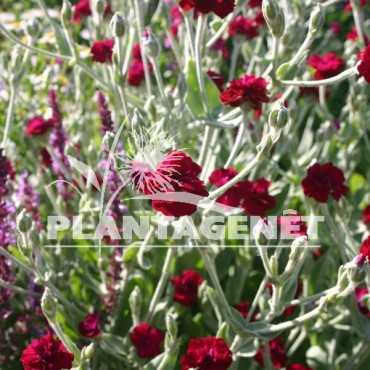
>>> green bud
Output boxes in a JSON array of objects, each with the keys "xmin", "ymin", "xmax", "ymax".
[
  {"xmin": 10, "ymin": 46, "xmax": 23, "ymax": 72},
  {"xmin": 272, "ymin": 11, "xmax": 285, "ymax": 38},
  {"xmin": 142, "ymin": 30, "xmax": 161, "ymax": 60},
  {"xmin": 144, "ymin": 96, "xmax": 157, "ymax": 121},
  {"xmin": 110, "ymin": 12, "xmax": 126, "ymax": 38},
  {"xmin": 129, "ymin": 286, "xmax": 142, "ymax": 316},
  {"xmin": 26, "ymin": 18, "xmax": 40, "ymax": 38},
  {"xmin": 102, "ymin": 131, "xmax": 116, "ymax": 150},
  {"xmin": 17, "ymin": 209, "xmax": 33, "ymax": 233},
  {"xmin": 262, "ymin": 0, "xmax": 280, "ymax": 21},
  {"xmin": 269, "ymin": 255, "xmax": 279, "ymax": 277},
  {"xmin": 269, "ymin": 105, "xmax": 289, "ymax": 130},
  {"xmin": 61, "ymin": 0, "xmax": 73, "ymax": 29},
  {"xmin": 92, "ymin": 0, "xmax": 106, "ymax": 15},
  {"xmin": 81, "ymin": 343, "xmax": 94, "ymax": 363},
  {"xmin": 253, "ymin": 219, "xmax": 274, "ymax": 246},
  {"xmin": 165, "ymin": 313, "xmax": 177, "ymax": 340},
  {"xmin": 131, "ymin": 108, "xmax": 144, "ymax": 130},
  {"xmin": 41, "ymin": 287, "xmax": 58, "ymax": 322},
  {"xmin": 309, "ymin": 4, "xmax": 325, "ymax": 37}
]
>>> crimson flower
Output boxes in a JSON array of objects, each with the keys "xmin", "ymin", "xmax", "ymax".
[
  {"xmin": 307, "ymin": 53, "xmax": 345, "ymax": 80},
  {"xmin": 207, "ymin": 70, "xmax": 225, "ymax": 92},
  {"xmin": 358, "ymin": 45, "xmax": 370, "ymax": 83},
  {"xmin": 171, "ymin": 270, "xmax": 204, "ymax": 306},
  {"xmin": 91, "ymin": 39, "xmax": 114, "ymax": 64},
  {"xmin": 330, "ymin": 22, "xmax": 341, "ymax": 35},
  {"xmin": 355, "ymin": 287, "xmax": 370, "ymax": 317},
  {"xmin": 254, "ymin": 337, "xmax": 288, "ymax": 369},
  {"xmin": 25, "ymin": 116, "xmax": 55, "ymax": 136},
  {"xmin": 20, "ymin": 332, "xmax": 74, "ymax": 370},
  {"xmin": 248, "ymin": 0, "xmax": 262, "ymax": 8},
  {"xmin": 240, "ymin": 178, "xmax": 276, "ymax": 217},
  {"xmin": 359, "ymin": 236, "xmax": 370, "ymax": 260},
  {"xmin": 128, "ymin": 60, "xmax": 146, "ymax": 87},
  {"xmin": 130, "ymin": 323, "xmax": 164, "ymax": 359},
  {"xmin": 228, "ymin": 15, "xmax": 259, "ymax": 39},
  {"xmin": 209, "ymin": 168, "xmax": 243, "ymax": 208},
  {"xmin": 287, "ymin": 364, "xmax": 314, "ymax": 370},
  {"xmin": 301, "ymin": 162, "xmax": 348, "ymax": 203},
  {"xmin": 278, "ymin": 213, "xmax": 307, "ymax": 239},
  {"xmin": 344, "ymin": 0, "xmax": 367, "ymax": 11},
  {"xmin": 233, "ymin": 301, "xmax": 257, "ymax": 321},
  {"xmin": 78, "ymin": 313, "xmax": 102, "ymax": 339},
  {"xmin": 179, "ymin": 0, "xmax": 235, "ymax": 19},
  {"xmin": 181, "ymin": 337, "xmax": 233, "ymax": 370},
  {"xmin": 211, "ymin": 38, "xmax": 229, "ymax": 58},
  {"xmin": 73, "ymin": 0, "xmax": 112, "ymax": 24},
  {"xmin": 220, "ymin": 74, "xmax": 269, "ymax": 110},
  {"xmin": 137, "ymin": 151, "xmax": 209, "ymax": 217},
  {"xmin": 362, "ymin": 205, "xmax": 370, "ymax": 225}
]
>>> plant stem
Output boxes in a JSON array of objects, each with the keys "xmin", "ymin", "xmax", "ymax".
[
  {"xmin": 146, "ymin": 247, "xmax": 176, "ymax": 324},
  {"xmin": 195, "ymin": 14, "xmax": 210, "ymax": 116},
  {"xmin": 280, "ymin": 67, "xmax": 357, "ymax": 87},
  {"xmin": 2, "ymin": 85, "xmax": 16, "ymax": 148}
]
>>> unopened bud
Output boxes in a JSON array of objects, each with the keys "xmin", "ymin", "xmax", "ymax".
[
  {"xmin": 253, "ymin": 218, "xmax": 274, "ymax": 246},
  {"xmin": 269, "ymin": 106, "xmax": 289, "ymax": 130},
  {"xmin": 81, "ymin": 343, "xmax": 94, "ymax": 362},
  {"xmin": 10, "ymin": 46, "xmax": 23, "ymax": 72},
  {"xmin": 41, "ymin": 287, "xmax": 58, "ymax": 322},
  {"xmin": 92, "ymin": 0, "xmax": 106, "ymax": 15},
  {"xmin": 17, "ymin": 209, "xmax": 33, "ymax": 233},
  {"xmin": 165, "ymin": 313, "xmax": 177, "ymax": 340},
  {"xmin": 102, "ymin": 132, "xmax": 115, "ymax": 151},
  {"xmin": 26, "ymin": 18, "xmax": 40, "ymax": 38},
  {"xmin": 262, "ymin": 0, "xmax": 285, "ymax": 38},
  {"xmin": 142, "ymin": 29, "xmax": 161, "ymax": 60},
  {"xmin": 131, "ymin": 108, "xmax": 144, "ymax": 129},
  {"xmin": 110, "ymin": 13, "xmax": 126, "ymax": 38},
  {"xmin": 144, "ymin": 96, "xmax": 157, "ymax": 121},
  {"xmin": 309, "ymin": 4, "xmax": 325, "ymax": 37},
  {"xmin": 61, "ymin": 0, "xmax": 73, "ymax": 29},
  {"xmin": 129, "ymin": 286, "xmax": 142, "ymax": 316},
  {"xmin": 262, "ymin": 0, "xmax": 280, "ymax": 21}
]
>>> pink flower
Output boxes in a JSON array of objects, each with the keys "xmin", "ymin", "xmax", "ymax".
[
  {"xmin": 355, "ymin": 287, "xmax": 370, "ymax": 317},
  {"xmin": 254, "ymin": 337, "xmax": 288, "ymax": 369},
  {"xmin": 25, "ymin": 116, "xmax": 55, "ymax": 136},
  {"xmin": 362, "ymin": 205, "xmax": 370, "ymax": 225},
  {"xmin": 179, "ymin": 0, "xmax": 235, "ymax": 19}
]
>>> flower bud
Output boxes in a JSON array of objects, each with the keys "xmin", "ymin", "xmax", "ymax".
[
  {"xmin": 92, "ymin": 0, "xmax": 106, "ymax": 15},
  {"xmin": 165, "ymin": 312, "xmax": 178, "ymax": 340},
  {"xmin": 61, "ymin": 0, "xmax": 73, "ymax": 29},
  {"xmin": 262, "ymin": 0, "xmax": 285, "ymax": 39},
  {"xmin": 17, "ymin": 209, "xmax": 33, "ymax": 233},
  {"xmin": 110, "ymin": 12, "xmax": 126, "ymax": 38},
  {"xmin": 129, "ymin": 286, "xmax": 142, "ymax": 317},
  {"xmin": 309, "ymin": 4, "xmax": 325, "ymax": 37},
  {"xmin": 253, "ymin": 218, "xmax": 274, "ymax": 246},
  {"xmin": 142, "ymin": 29, "xmax": 161, "ymax": 60},
  {"xmin": 10, "ymin": 46, "xmax": 23, "ymax": 72},
  {"xmin": 144, "ymin": 96, "xmax": 157, "ymax": 121},
  {"xmin": 25, "ymin": 18, "xmax": 40, "ymax": 38},
  {"xmin": 131, "ymin": 108, "xmax": 144, "ymax": 130},
  {"xmin": 41, "ymin": 287, "xmax": 58, "ymax": 322},
  {"xmin": 102, "ymin": 131, "xmax": 116, "ymax": 151},
  {"xmin": 262, "ymin": 0, "xmax": 280, "ymax": 21},
  {"xmin": 81, "ymin": 343, "xmax": 94, "ymax": 363},
  {"xmin": 269, "ymin": 105, "xmax": 289, "ymax": 130},
  {"xmin": 272, "ymin": 11, "xmax": 285, "ymax": 39}
]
